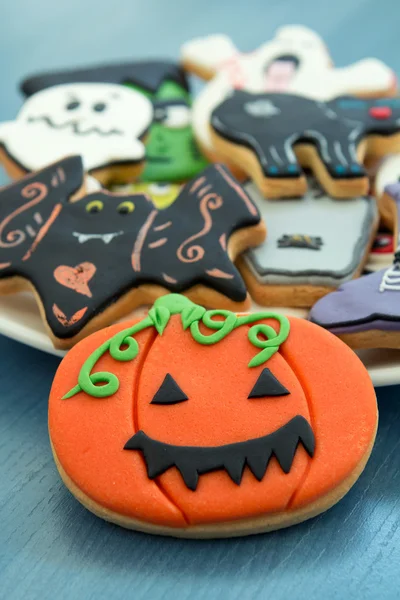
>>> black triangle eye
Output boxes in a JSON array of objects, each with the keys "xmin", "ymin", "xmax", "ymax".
[
  {"xmin": 150, "ymin": 374, "xmax": 188, "ymax": 405},
  {"xmin": 248, "ymin": 368, "xmax": 290, "ymax": 399}
]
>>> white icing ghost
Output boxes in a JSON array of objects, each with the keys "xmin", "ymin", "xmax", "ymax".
[
  {"xmin": 181, "ymin": 25, "xmax": 396, "ymax": 154},
  {"xmin": 0, "ymin": 82, "xmax": 153, "ymax": 173}
]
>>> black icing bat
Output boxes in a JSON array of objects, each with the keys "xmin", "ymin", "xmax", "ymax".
[{"xmin": 0, "ymin": 156, "xmax": 261, "ymax": 341}]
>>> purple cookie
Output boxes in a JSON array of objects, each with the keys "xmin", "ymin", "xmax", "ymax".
[
  {"xmin": 309, "ymin": 180, "xmax": 400, "ymax": 347},
  {"xmin": 309, "ymin": 266, "xmax": 400, "ymax": 335}
]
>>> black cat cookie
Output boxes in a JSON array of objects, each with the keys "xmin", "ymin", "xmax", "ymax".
[
  {"xmin": 0, "ymin": 156, "xmax": 265, "ymax": 348},
  {"xmin": 210, "ymin": 93, "xmax": 400, "ymax": 198}
]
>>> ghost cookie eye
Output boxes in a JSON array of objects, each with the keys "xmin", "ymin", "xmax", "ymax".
[
  {"xmin": 86, "ymin": 200, "xmax": 104, "ymax": 214},
  {"xmin": 66, "ymin": 100, "xmax": 80, "ymax": 110},
  {"xmin": 93, "ymin": 102, "xmax": 107, "ymax": 112}
]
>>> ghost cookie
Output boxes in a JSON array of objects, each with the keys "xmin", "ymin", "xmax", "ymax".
[
  {"xmin": 0, "ymin": 83, "xmax": 153, "ymax": 185},
  {"xmin": 48, "ymin": 293, "xmax": 377, "ymax": 537},
  {"xmin": 181, "ymin": 25, "xmax": 397, "ymax": 160},
  {"xmin": 237, "ymin": 179, "xmax": 378, "ymax": 307},
  {"xmin": 210, "ymin": 93, "xmax": 400, "ymax": 198},
  {"xmin": 309, "ymin": 177, "xmax": 400, "ymax": 348},
  {"xmin": 0, "ymin": 157, "xmax": 265, "ymax": 348},
  {"xmin": 21, "ymin": 60, "xmax": 208, "ymax": 183}
]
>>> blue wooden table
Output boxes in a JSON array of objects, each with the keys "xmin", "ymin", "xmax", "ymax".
[{"xmin": 1, "ymin": 1, "xmax": 400, "ymax": 598}]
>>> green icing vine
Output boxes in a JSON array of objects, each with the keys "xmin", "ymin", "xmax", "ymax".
[{"xmin": 63, "ymin": 294, "xmax": 290, "ymax": 400}]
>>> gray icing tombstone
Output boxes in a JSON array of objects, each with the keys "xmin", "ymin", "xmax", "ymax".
[{"xmin": 241, "ymin": 177, "xmax": 378, "ymax": 293}]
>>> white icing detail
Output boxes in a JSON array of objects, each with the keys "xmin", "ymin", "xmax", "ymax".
[
  {"xmin": 25, "ymin": 225, "xmax": 36, "ymax": 238},
  {"xmin": 333, "ymin": 141, "xmax": 348, "ymax": 166},
  {"xmin": 149, "ymin": 183, "xmax": 173, "ymax": 195},
  {"xmin": 283, "ymin": 133, "xmax": 299, "ymax": 163},
  {"xmin": 244, "ymin": 99, "xmax": 280, "ymax": 118},
  {"xmin": 379, "ymin": 264, "xmax": 400, "ymax": 292},
  {"xmin": 0, "ymin": 83, "xmax": 153, "ymax": 173},
  {"xmin": 181, "ymin": 34, "xmax": 238, "ymax": 74},
  {"xmin": 181, "ymin": 25, "xmax": 395, "ymax": 153},
  {"xmin": 348, "ymin": 143, "xmax": 358, "ymax": 162},
  {"xmin": 323, "ymin": 107, "xmax": 337, "ymax": 120},
  {"xmin": 33, "ymin": 212, "xmax": 43, "ymax": 225},
  {"xmin": 375, "ymin": 154, "xmax": 400, "ymax": 197},
  {"xmin": 303, "ymin": 130, "xmax": 331, "ymax": 163},
  {"xmin": 162, "ymin": 105, "xmax": 191, "ymax": 129},
  {"xmin": 72, "ymin": 231, "xmax": 123, "ymax": 244},
  {"xmin": 270, "ymin": 146, "xmax": 284, "ymax": 165},
  {"xmin": 349, "ymin": 126, "xmax": 362, "ymax": 141},
  {"xmin": 85, "ymin": 175, "xmax": 103, "ymax": 193}
]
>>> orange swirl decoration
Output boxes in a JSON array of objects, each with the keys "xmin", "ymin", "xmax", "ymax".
[
  {"xmin": 177, "ymin": 193, "xmax": 223, "ymax": 263},
  {"xmin": 0, "ymin": 182, "xmax": 48, "ymax": 248}
]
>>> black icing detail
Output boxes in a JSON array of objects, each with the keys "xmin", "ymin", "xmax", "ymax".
[
  {"xmin": 26, "ymin": 116, "xmax": 123, "ymax": 137},
  {"xmin": 211, "ymin": 91, "xmax": 400, "ymax": 181},
  {"xmin": 150, "ymin": 374, "xmax": 188, "ymax": 405},
  {"xmin": 20, "ymin": 61, "xmax": 189, "ymax": 97},
  {"xmin": 248, "ymin": 368, "xmax": 290, "ymax": 398},
  {"xmin": 265, "ymin": 53, "xmax": 300, "ymax": 70},
  {"xmin": 277, "ymin": 234, "xmax": 323, "ymax": 250},
  {"xmin": 153, "ymin": 99, "xmax": 189, "ymax": 124},
  {"xmin": 66, "ymin": 101, "xmax": 80, "ymax": 111},
  {"xmin": 372, "ymin": 236, "xmax": 392, "ymax": 251},
  {"xmin": 93, "ymin": 102, "xmax": 107, "ymax": 112},
  {"xmin": 124, "ymin": 416, "xmax": 315, "ymax": 491},
  {"xmin": 0, "ymin": 161, "xmax": 260, "ymax": 340}
]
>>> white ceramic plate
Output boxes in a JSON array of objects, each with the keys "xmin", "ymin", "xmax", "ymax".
[{"xmin": 0, "ymin": 292, "xmax": 398, "ymax": 387}]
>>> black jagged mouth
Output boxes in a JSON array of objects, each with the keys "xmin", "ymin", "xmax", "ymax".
[
  {"xmin": 124, "ymin": 415, "xmax": 315, "ymax": 491},
  {"xmin": 27, "ymin": 115, "xmax": 123, "ymax": 137}
]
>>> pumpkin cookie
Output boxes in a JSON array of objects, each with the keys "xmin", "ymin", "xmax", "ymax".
[{"xmin": 49, "ymin": 294, "xmax": 377, "ymax": 537}]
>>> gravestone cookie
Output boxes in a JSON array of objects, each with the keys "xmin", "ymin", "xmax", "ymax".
[
  {"xmin": 237, "ymin": 179, "xmax": 378, "ymax": 307},
  {"xmin": 49, "ymin": 294, "xmax": 377, "ymax": 537}
]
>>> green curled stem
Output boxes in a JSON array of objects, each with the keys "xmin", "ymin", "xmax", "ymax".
[{"xmin": 62, "ymin": 295, "xmax": 291, "ymax": 400}]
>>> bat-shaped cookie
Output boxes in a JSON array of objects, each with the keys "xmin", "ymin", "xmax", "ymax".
[{"xmin": 0, "ymin": 156, "xmax": 265, "ymax": 348}]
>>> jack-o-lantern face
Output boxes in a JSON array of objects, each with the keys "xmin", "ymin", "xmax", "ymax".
[{"xmin": 49, "ymin": 294, "xmax": 377, "ymax": 537}]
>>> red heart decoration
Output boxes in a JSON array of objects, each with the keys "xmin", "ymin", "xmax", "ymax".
[{"xmin": 54, "ymin": 262, "xmax": 96, "ymax": 298}]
